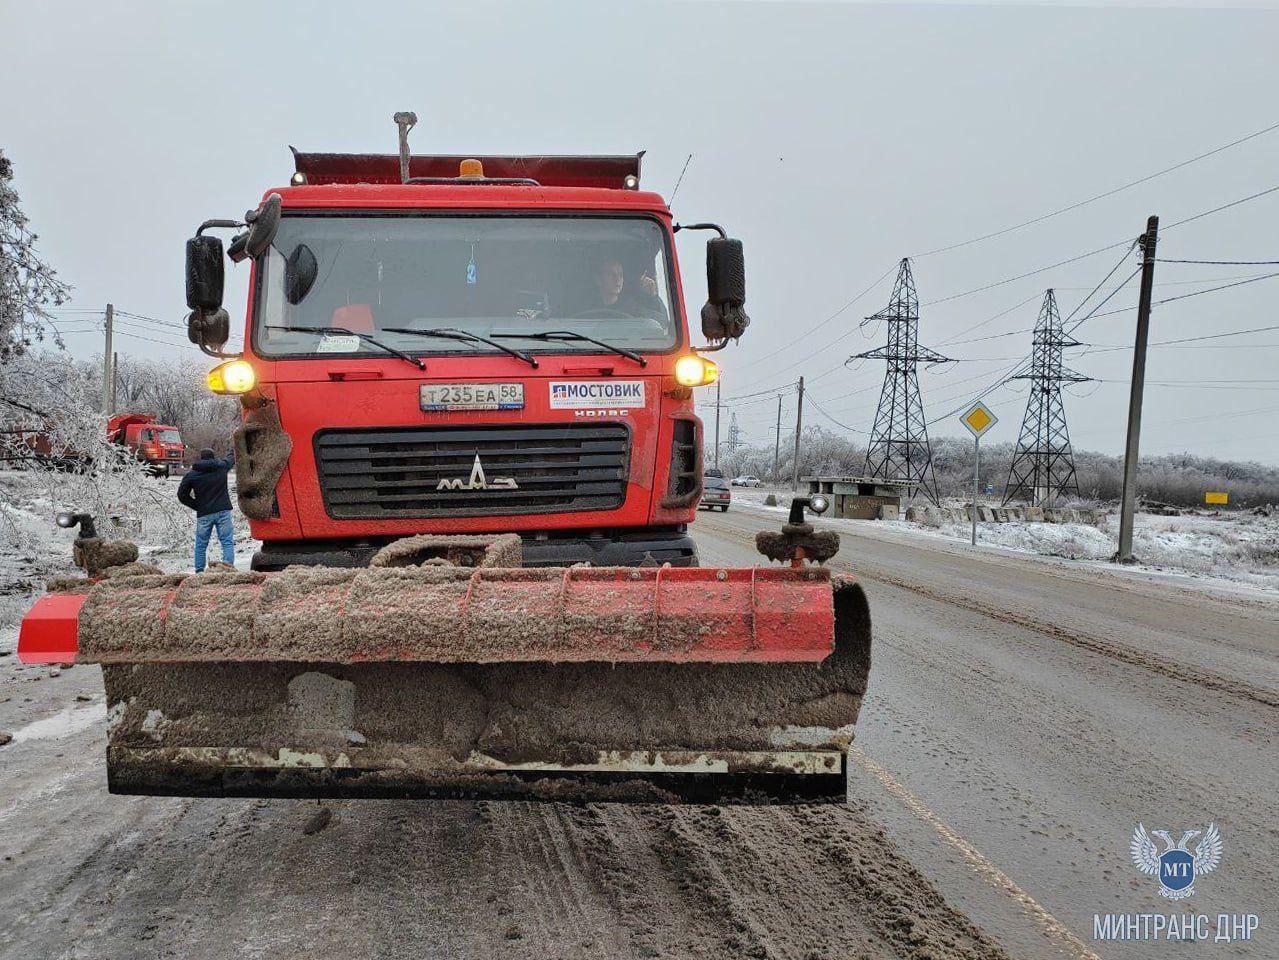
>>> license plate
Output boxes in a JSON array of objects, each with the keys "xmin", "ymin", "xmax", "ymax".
[{"xmin": 420, "ymin": 382, "xmax": 524, "ymax": 411}]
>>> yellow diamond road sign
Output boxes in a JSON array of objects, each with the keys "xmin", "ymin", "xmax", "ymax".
[{"xmin": 960, "ymin": 401, "xmax": 998, "ymax": 438}]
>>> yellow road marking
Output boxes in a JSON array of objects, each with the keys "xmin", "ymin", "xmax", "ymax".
[{"xmin": 849, "ymin": 745, "xmax": 1102, "ymax": 960}]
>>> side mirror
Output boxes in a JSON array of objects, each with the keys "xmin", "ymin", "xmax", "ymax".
[
  {"xmin": 244, "ymin": 194, "xmax": 282, "ymax": 259},
  {"xmin": 701, "ymin": 237, "xmax": 750, "ymax": 342},
  {"xmin": 185, "ymin": 235, "xmax": 224, "ymax": 311}
]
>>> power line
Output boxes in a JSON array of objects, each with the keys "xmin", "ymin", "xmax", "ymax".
[
  {"xmin": 911, "ymin": 119, "xmax": 1279, "ymax": 258},
  {"xmin": 1084, "ymin": 323, "xmax": 1279, "ymax": 352},
  {"xmin": 735, "ymin": 180, "xmax": 1279, "ymax": 385},
  {"xmin": 805, "ymin": 394, "xmax": 869, "ymax": 435},
  {"xmin": 923, "ymin": 236, "xmax": 1137, "ymax": 307},
  {"xmin": 1060, "ymin": 246, "xmax": 1142, "ymax": 325},
  {"xmin": 736, "ymin": 262, "xmax": 899, "ymax": 374},
  {"xmin": 113, "ymin": 329, "xmax": 193, "ymax": 348},
  {"xmin": 1162, "ymin": 183, "xmax": 1279, "ymax": 232},
  {"xmin": 116, "ymin": 309, "xmax": 184, "ymax": 329},
  {"xmin": 719, "ymin": 380, "xmax": 798, "ymax": 404},
  {"xmin": 1149, "ymin": 271, "xmax": 1279, "ymax": 305},
  {"xmin": 936, "ymin": 292, "xmax": 1042, "ymax": 347},
  {"xmin": 1078, "ymin": 270, "xmax": 1279, "ymax": 323},
  {"xmin": 1056, "ymin": 273, "xmax": 1275, "ymax": 288},
  {"xmin": 948, "ymin": 272, "xmax": 1277, "ymax": 349},
  {"xmin": 1093, "ymin": 379, "xmax": 1279, "ymax": 390},
  {"xmin": 1154, "ymin": 258, "xmax": 1279, "ymax": 265},
  {"xmin": 924, "ymin": 181, "xmax": 1279, "ymax": 309},
  {"xmin": 112, "ymin": 317, "xmax": 188, "ymax": 339}
]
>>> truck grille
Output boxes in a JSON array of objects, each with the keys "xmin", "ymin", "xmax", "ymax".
[{"xmin": 314, "ymin": 424, "xmax": 630, "ymax": 519}]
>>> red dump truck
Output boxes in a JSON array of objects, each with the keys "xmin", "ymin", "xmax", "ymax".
[
  {"xmin": 19, "ymin": 114, "xmax": 871, "ymax": 804},
  {"xmin": 106, "ymin": 414, "xmax": 185, "ymax": 475}
]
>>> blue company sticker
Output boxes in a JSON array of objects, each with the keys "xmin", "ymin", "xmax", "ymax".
[{"xmin": 549, "ymin": 381, "xmax": 646, "ymax": 409}]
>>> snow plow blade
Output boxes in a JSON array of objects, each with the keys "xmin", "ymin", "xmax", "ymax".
[{"xmin": 29, "ymin": 548, "xmax": 871, "ymax": 803}]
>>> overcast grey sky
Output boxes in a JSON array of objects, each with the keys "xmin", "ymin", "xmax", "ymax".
[{"xmin": 3, "ymin": 0, "xmax": 1277, "ymax": 462}]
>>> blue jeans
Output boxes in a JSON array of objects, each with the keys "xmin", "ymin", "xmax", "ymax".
[{"xmin": 194, "ymin": 510, "xmax": 235, "ymax": 572}]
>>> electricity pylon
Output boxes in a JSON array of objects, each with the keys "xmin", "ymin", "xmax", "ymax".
[
  {"xmin": 1002, "ymin": 289, "xmax": 1088, "ymax": 505},
  {"xmin": 854, "ymin": 258, "xmax": 954, "ymax": 504}
]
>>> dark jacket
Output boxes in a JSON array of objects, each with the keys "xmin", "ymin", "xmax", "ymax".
[{"xmin": 178, "ymin": 454, "xmax": 235, "ymax": 517}]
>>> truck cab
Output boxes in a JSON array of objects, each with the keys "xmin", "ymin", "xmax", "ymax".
[
  {"xmin": 186, "ymin": 150, "xmax": 746, "ymax": 571},
  {"xmin": 106, "ymin": 414, "xmax": 185, "ymax": 475}
]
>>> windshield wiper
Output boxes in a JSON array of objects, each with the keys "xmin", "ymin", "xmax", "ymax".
[
  {"xmin": 266, "ymin": 325, "xmax": 425, "ymax": 370},
  {"xmin": 492, "ymin": 330, "xmax": 646, "ymax": 366},
  {"xmin": 381, "ymin": 327, "xmax": 539, "ymax": 368}
]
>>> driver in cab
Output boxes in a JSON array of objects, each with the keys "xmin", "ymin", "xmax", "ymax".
[{"xmin": 587, "ymin": 258, "xmax": 666, "ymax": 319}]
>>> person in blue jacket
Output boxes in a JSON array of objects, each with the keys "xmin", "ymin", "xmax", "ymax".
[{"xmin": 177, "ymin": 447, "xmax": 236, "ymax": 572}]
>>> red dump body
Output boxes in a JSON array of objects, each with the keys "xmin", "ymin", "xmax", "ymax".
[
  {"xmin": 107, "ymin": 414, "xmax": 185, "ymax": 466},
  {"xmin": 242, "ymin": 153, "xmax": 704, "ymax": 566}
]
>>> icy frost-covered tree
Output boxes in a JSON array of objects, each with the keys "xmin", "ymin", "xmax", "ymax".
[{"xmin": 1, "ymin": 149, "xmax": 71, "ymax": 360}]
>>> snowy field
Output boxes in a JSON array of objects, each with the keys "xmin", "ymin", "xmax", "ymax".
[{"xmin": 732, "ymin": 487, "xmax": 1279, "ymax": 594}]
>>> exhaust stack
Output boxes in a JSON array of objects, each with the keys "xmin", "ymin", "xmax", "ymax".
[{"xmin": 392, "ymin": 111, "xmax": 418, "ymax": 183}]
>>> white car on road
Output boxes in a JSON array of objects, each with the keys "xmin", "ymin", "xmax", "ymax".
[{"xmin": 731, "ymin": 475, "xmax": 762, "ymax": 487}]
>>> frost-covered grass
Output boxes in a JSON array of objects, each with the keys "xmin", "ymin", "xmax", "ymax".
[{"xmin": 732, "ymin": 487, "xmax": 1279, "ymax": 593}]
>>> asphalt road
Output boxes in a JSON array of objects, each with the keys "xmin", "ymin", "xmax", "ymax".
[
  {"xmin": 1, "ymin": 504, "xmax": 1274, "ymax": 959},
  {"xmin": 694, "ymin": 504, "xmax": 1277, "ymax": 959}
]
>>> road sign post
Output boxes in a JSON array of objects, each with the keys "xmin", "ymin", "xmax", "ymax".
[{"xmin": 960, "ymin": 402, "xmax": 998, "ymax": 546}]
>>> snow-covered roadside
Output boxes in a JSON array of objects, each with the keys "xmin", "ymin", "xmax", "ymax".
[
  {"xmin": 731, "ymin": 487, "xmax": 1279, "ymax": 595},
  {"xmin": 0, "ymin": 468, "xmax": 255, "ymax": 638}
]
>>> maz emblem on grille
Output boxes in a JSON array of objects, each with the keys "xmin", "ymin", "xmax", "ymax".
[{"xmin": 437, "ymin": 454, "xmax": 519, "ymax": 492}]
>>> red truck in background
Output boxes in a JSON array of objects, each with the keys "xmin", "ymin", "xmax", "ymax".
[{"xmin": 106, "ymin": 414, "xmax": 185, "ymax": 476}]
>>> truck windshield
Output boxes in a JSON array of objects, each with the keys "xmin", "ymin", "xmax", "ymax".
[
  {"xmin": 156, "ymin": 429, "xmax": 181, "ymax": 443},
  {"xmin": 254, "ymin": 215, "xmax": 679, "ymax": 359}
]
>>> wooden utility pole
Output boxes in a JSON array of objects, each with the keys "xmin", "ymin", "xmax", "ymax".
[
  {"xmin": 714, "ymin": 378, "xmax": 722, "ymax": 470},
  {"xmin": 790, "ymin": 376, "xmax": 805, "ymax": 492},
  {"xmin": 772, "ymin": 393, "xmax": 782, "ymax": 482},
  {"xmin": 1115, "ymin": 216, "xmax": 1159, "ymax": 563},
  {"xmin": 102, "ymin": 303, "xmax": 115, "ymax": 414}
]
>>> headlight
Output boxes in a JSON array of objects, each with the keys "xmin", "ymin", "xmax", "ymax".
[
  {"xmin": 674, "ymin": 355, "xmax": 720, "ymax": 387},
  {"xmin": 207, "ymin": 359, "xmax": 257, "ymax": 395}
]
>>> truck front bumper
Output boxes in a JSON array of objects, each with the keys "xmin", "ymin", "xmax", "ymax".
[{"xmin": 251, "ymin": 528, "xmax": 697, "ymax": 571}]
